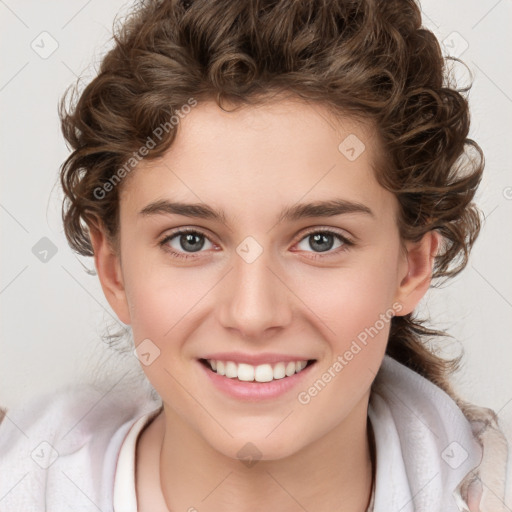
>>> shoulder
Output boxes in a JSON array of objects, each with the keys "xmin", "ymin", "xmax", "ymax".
[
  {"xmin": 370, "ymin": 356, "xmax": 512, "ymax": 512},
  {"xmin": 0, "ymin": 380, "xmax": 161, "ymax": 510},
  {"xmin": 0, "ymin": 380, "xmax": 157, "ymax": 448}
]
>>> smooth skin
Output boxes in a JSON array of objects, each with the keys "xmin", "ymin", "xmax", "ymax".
[{"xmin": 90, "ymin": 97, "xmax": 439, "ymax": 512}]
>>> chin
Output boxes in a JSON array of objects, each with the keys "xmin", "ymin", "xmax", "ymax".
[{"xmin": 206, "ymin": 430, "xmax": 305, "ymax": 464}]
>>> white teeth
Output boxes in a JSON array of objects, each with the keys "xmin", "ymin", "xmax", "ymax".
[
  {"xmin": 255, "ymin": 364, "xmax": 273, "ymax": 382},
  {"xmin": 225, "ymin": 361, "xmax": 238, "ymax": 378},
  {"xmin": 237, "ymin": 363, "xmax": 255, "ymax": 381},
  {"xmin": 273, "ymin": 362, "xmax": 286, "ymax": 379},
  {"xmin": 205, "ymin": 359, "xmax": 311, "ymax": 382},
  {"xmin": 285, "ymin": 361, "xmax": 296, "ymax": 376}
]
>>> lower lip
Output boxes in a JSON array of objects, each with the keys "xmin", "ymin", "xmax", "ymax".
[{"xmin": 198, "ymin": 359, "xmax": 316, "ymax": 401}]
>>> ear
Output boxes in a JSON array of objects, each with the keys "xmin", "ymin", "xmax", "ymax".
[
  {"xmin": 89, "ymin": 220, "xmax": 131, "ymax": 325},
  {"xmin": 394, "ymin": 231, "xmax": 440, "ymax": 316}
]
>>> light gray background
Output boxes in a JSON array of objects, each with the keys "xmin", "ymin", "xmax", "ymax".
[{"xmin": 1, "ymin": 1, "xmax": 511, "ymax": 432}]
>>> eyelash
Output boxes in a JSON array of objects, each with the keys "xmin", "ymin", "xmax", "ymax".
[{"xmin": 158, "ymin": 227, "xmax": 355, "ymax": 261}]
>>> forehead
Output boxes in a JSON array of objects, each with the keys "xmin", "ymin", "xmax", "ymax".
[
  {"xmin": 161, "ymin": 97, "xmax": 377, "ymax": 167},
  {"xmin": 119, "ymin": 98, "xmax": 394, "ymax": 223}
]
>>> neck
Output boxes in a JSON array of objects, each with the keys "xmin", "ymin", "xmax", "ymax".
[{"xmin": 136, "ymin": 394, "xmax": 374, "ymax": 512}]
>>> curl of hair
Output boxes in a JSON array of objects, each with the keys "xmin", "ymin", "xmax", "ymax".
[{"xmin": 59, "ymin": 0, "xmax": 483, "ymax": 405}]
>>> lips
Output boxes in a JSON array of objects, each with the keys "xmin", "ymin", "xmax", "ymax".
[{"xmin": 198, "ymin": 356, "xmax": 317, "ymax": 401}]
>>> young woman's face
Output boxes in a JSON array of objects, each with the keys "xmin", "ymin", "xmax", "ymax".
[{"xmin": 110, "ymin": 98, "xmax": 417, "ymax": 460}]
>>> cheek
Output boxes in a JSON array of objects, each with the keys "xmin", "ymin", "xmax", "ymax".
[
  {"xmin": 125, "ymin": 267, "xmax": 201, "ymax": 341},
  {"xmin": 293, "ymin": 265, "xmax": 399, "ymax": 426},
  {"xmin": 123, "ymin": 266, "xmax": 205, "ymax": 401},
  {"xmin": 119, "ymin": 232, "xmax": 203, "ymax": 332},
  {"xmin": 295, "ymin": 247, "xmax": 401, "ymax": 392},
  {"xmin": 303, "ymin": 254, "xmax": 400, "ymax": 343}
]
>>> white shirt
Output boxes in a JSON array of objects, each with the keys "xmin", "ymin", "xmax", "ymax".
[{"xmin": 113, "ymin": 408, "xmax": 161, "ymax": 512}]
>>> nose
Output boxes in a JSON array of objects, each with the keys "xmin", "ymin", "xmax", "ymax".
[{"xmin": 216, "ymin": 243, "xmax": 293, "ymax": 340}]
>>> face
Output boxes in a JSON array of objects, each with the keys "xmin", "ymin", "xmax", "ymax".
[{"xmin": 92, "ymin": 97, "xmax": 435, "ymax": 462}]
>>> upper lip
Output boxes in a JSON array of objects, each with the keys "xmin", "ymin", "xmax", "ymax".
[{"xmin": 200, "ymin": 352, "xmax": 316, "ymax": 365}]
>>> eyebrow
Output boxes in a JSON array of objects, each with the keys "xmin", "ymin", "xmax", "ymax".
[{"xmin": 138, "ymin": 198, "xmax": 374, "ymax": 223}]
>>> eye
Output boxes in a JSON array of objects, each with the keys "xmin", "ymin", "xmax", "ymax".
[
  {"xmin": 159, "ymin": 227, "xmax": 354, "ymax": 261},
  {"xmin": 294, "ymin": 229, "xmax": 353, "ymax": 258},
  {"xmin": 159, "ymin": 229, "xmax": 214, "ymax": 260}
]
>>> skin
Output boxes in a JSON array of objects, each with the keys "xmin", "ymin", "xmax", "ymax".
[{"xmin": 90, "ymin": 97, "xmax": 439, "ymax": 511}]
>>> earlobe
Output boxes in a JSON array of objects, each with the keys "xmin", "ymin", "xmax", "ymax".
[
  {"xmin": 394, "ymin": 231, "xmax": 440, "ymax": 316},
  {"xmin": 89, "ymin": 221, "xmax": 131, "ymax": 325}
]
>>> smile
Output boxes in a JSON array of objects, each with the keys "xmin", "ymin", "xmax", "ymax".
[
  {"xmin": 200, "ymin": 358, "xmax": 314, "ymax": 382},
  {"xmin": 197, "ymin": 356, "xmax": 317, "ymax": 400}
]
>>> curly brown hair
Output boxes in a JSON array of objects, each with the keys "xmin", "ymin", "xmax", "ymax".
[{"xmin": 59, "ymin": 0, "xmax": 484, "ymax": 405}]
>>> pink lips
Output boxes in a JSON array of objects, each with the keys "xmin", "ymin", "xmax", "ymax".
[{"xmin": 198, "ymin": 357, "xmax": 316, "ymax": 401}]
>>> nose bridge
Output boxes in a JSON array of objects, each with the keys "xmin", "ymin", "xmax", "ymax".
[{"xmin": 217, "ymin": 235, "xmax": 292, "ymax": 338}]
